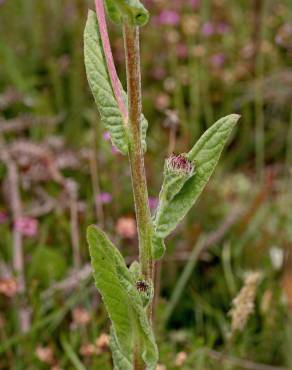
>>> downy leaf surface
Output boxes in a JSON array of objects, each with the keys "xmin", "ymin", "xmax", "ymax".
[
  {"xmin": 84, "ymin": 11, "xmax": 148, "ymax": 154},
  {"xmin": 154, "ymin": 114, "xmax": 240, "ymax": 239},
  {"xmin": 87, "ymin": 225, "xmax": 158, "ymax": 369}
]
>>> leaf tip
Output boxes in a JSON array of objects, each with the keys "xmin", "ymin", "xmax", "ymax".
[
  {"xmin": 86, "ymin": 224, "xmax": 99, "ymax": 244},
  {"xmin": 227, "ymin": 113, "xmax": 241, "ymax": 124}
]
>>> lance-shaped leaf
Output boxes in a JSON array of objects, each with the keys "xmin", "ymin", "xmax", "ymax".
[
  {"xmin": 154, "ymin": 114, "xmax": 240, "ymax": 239},
  {"xmin": 87, "ymin": 225, "xmax": 158, "ymax": 369},
  {"xmin": 84, "ymin": 10, "xmax": 148, "ymax": 153},
  {"xmin": 87, "ymin": 225, "xmax": 133, "ymax": 360},
  {"xmin": 84, "ymin": 10, "xmax": 128, "ymax": 154}
]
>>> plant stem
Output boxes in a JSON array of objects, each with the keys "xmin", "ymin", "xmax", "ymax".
[
  {"xmin": 124, "ymin": 27, "xmax": 153, "ymax": 369},
  {"xmin": 123, "ymin": 25, "xmax": 153, "ymax": 291}
]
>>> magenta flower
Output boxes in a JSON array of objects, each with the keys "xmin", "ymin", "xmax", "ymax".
[
  {"xmin": 158, "ymin": 10, "xmax": 180, "ymax": 26},
  {"xmin": 148, "ymin": 197, "xmax": 158, "ymax": 210},
  {"xmin": 96, "ymin": 192, "xmax": 112, "ymax": 204},
  {"xmin": 216, "ymin": 22, "xmax": 230, "ymax": 35},
  {"xmin": 151, "ymin": 66, "xmax": 166, "ymax": 80},
  {"xmin": 111, "ymin": 145, "xmax": 119, "ymax": 155},
  {"xmin": 188, "ymin": 0, "xmax": 200, "ymax": 9},
  {"xmin": 15, "ymin": 217, "xmax": 38, "ymax": 237},
  {"xmin": 210, "ymin": 53, "xmax": 225, "ymax": 68},
  {"xmin": 176, "ymin": 44, "xmax": 188, "ymax": 59},
  {"xmin": 103, "ymin": 131, "xmax": 111, "ymax": 141},
  {"xmin": 0, "ymin": 211, "xmax": 8, "ymax": 224},
  {"xmin": 201, "ymin": 22, "xmax": 215, "ymax": 37}
]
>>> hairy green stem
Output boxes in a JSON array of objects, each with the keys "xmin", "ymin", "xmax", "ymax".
[
  {"xmin": 123, "ymin": 23, "xmax": 153, "ymax": 370},
  {"xmin": 123, "ymin": 25, "xmax": 153, "ymax": 292}
]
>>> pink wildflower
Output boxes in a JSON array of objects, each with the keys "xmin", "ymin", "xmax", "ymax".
[
  {"xmin": 15, "ymin": 217, "xmax": 38, "ymax": 237},
  {"xmin": 201, "ymin": 22, "xmax": 215, "ymax": 37},
  {"xmin": 0, "ymin": 210, "xmax": 8, "ymax": 224},
  {"xmin": 210, "ymin": 53, "xmax": 225, "ymax": 68},
  {"xmin": 111, "ymin": 146, "xmax": 119, "ymax": 155},
  {"xmin": 158, "ymin": 10, "xmax": 180, "ymax": 26},
  {"xmin": 116, "ymin": 217, "xmax": 136, "ymax": 239},
  {"xmin": 148, "ymin": 197, "xmax": 158, "ymax": 210},
  {"xmin": 188, "ymin": 0, "xmax": 200, "ymax": 9},
  {"xmin": 176, "ymin": 44, "xmax": 188, "ymax": 59},
  {"xmin": 96, "ymin": 192, "xmax": 112, "ymax": 204},
  {"xmin": 216, "ymin": 22, "xmax": 230, "ymax": 35},
  {"xmin": 102, "ymin": 131, "xmax": 111, "ymax": 141}
]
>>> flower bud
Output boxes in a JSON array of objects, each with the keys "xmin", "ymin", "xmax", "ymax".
[
  {"xmin": 166, "ymin": 154, "xmax": 194, "ymax": 175},
  {"xmin": 162, "ymin": 154, "xmax": 195, "ymax": 202},
  {"xmin": 154, "ymin": 154, "xmax": 196, "ymax": 232}
]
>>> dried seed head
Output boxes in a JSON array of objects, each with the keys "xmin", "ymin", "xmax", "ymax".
[
  {"xmin": 167, "ymin": 154, "xmax": 194, "ymax": 175},
  {"xmin": 136, "ymin": 279, "xmax": 149, "ymax": 293},
  {"xmin": 229, "ymin": 271, "xmax": 261, "ymax": 333}
]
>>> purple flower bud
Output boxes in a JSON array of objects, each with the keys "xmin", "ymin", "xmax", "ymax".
[
  {"xmin": 167, "ymin": 154, "xmax": 194, "ymax": 174},
  {"xmin": 96, "ymin": 192, "xmax": 112, "ymax": 204},
  {"xmin": 111, "ymin": 145, "xmax": 119, "ymax": 155},
  {"xmin": 148, "ymin": 197, "xmax": 158, "ymax": 210},
  {"xmin": 103, "ymin": 131, "xmax": 111, "ymax": 141},
  {"xmin": 158, "ymin": 10, "xmax": 180, "ymax": 26}
]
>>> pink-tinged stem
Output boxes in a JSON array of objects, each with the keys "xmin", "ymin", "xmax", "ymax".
[{"xmin": 95, "ymin": 0, "xmax": 128, "ymax": 121}]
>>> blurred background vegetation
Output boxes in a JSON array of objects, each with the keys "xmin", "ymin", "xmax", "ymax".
[{"xmin": 0, "ymin": 0, "xmax": 292, "ymax": 369}]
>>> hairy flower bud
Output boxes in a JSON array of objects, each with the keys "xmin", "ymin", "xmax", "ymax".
[
  {"xmin": 153, "ymin": 154, "xmax": 196, "ymax": 252},
  {"xmin": 166, "ymin": 154, "xmax": 194, "ymax": 175},
  {"xmin": 160, "ymin": 153, "xmax": 195, "ymax": 203}
]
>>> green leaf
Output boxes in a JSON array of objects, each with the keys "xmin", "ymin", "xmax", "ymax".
[
  {"xmin": 151, "ymin": 235, "xmax": 165, "ymax": 260},
  {"xmin": 110, "ymin": 328, "xmax": 133, "ymax": 370},
  {"xmin": 129, "ymin": 260, "xmax": 141, "ymax": 280},
  {"xmin": 154, "ymin": 114, "xmax": 240, "ymax": 238},
  {"xmin": 105, "ymin": 0, "xmax": 149, "ymax": 26},
  {"xmin": 84, "ymin": 10, "xmax": 128, "ymax": 154},
  {"xmin": 105, "ymin": 0, "xmax": 123, "ymax": 24},
  {"xmin": 84, "ymin": 11, "xmax": 148, "ymax": 153},
  {"xmin": 87, "ymin": 225, "xmax": 158, "ymax": 369},
  {"xmin": 87, "ymin": 225, "xmax": 133, "ymax": 361}
]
